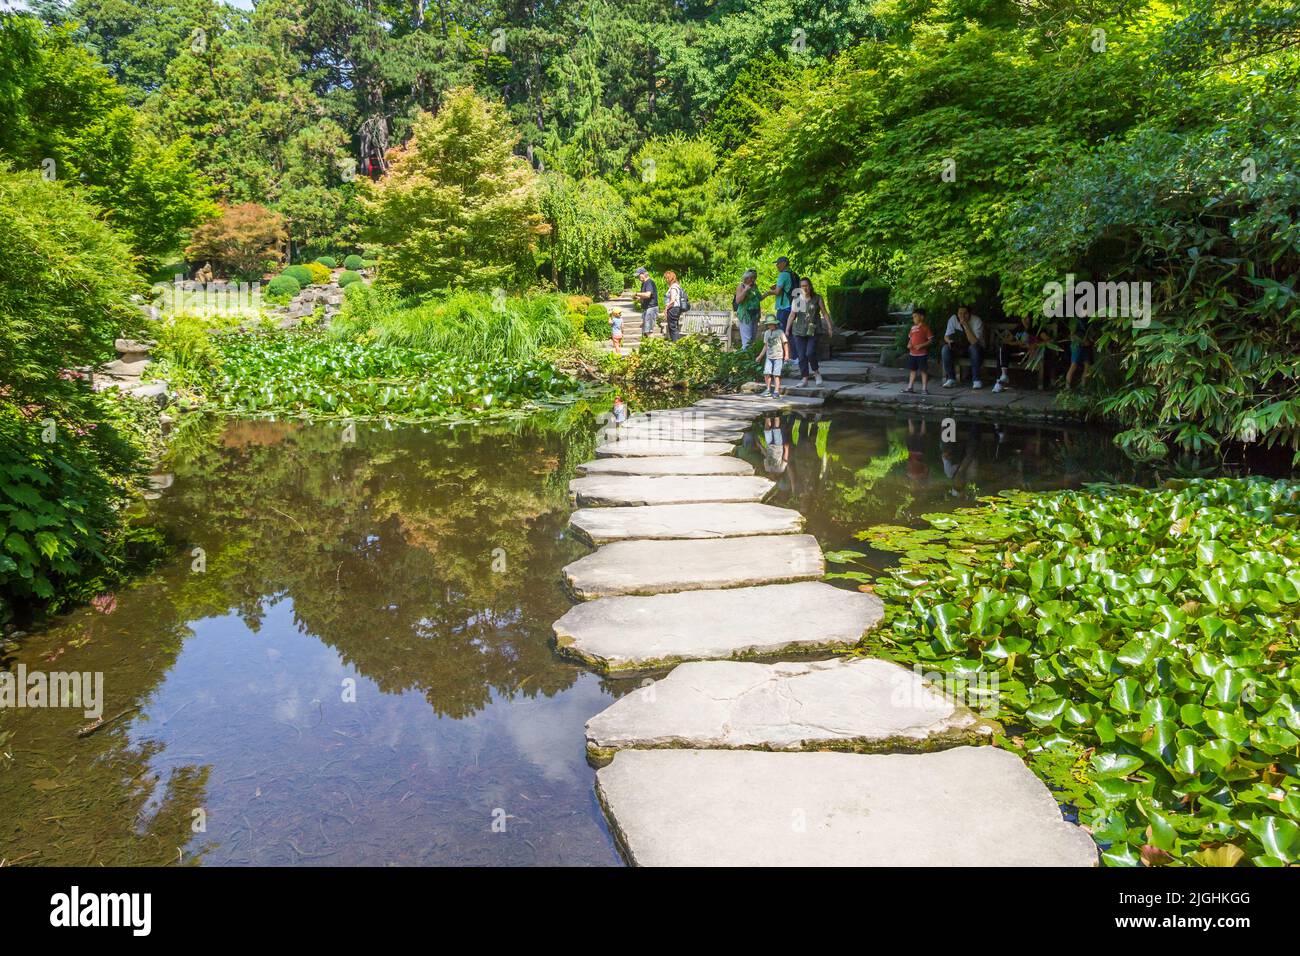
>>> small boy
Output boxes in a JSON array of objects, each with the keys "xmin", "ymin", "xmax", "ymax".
[
  {"xmin": 906, "ymin": 307, "xmax": 933, "ymax": 394},
  {"xmin": 756, "ymin": 315, "xmax": 789, "ymax": 397},
  {"xmin": 609, "ymin": 308, "xmax": 624, "ymax": 354}
]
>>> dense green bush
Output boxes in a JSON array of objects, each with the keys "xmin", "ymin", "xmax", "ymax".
[
  {"xmin": 337, "ymin": 270, "xmax": 362, "ymax": 287},
  {"xmin": 840, "ymin": 478, "xmax": 1300, "ymax": 867},
  {"xmin": 315, "ymin": 255, "xmax": 337, "ymax": 268},
  {"xmin": 583, "ymin": 304, "xmax": 610, "ymax": 339},
  {"xmin": 603, "ymin": 334, "xmax": 759, "ymax": 390},
  {"xmin": 281, "ymin": 265, "xmax": 312, "ymax": 287},
  {"xmin": 266, "ymin": 274, "xmax": 301, "ymax": 302},
  {"xmin": 343, "ymin": 254, "xmax": 365, "ymax": 270},
  {"xmin": 150, "ymin": 314, "xmax": 223, "ymax": 390}
]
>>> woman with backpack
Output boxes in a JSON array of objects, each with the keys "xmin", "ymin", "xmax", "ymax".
[
  {"xmin": 786, "ymin": 276, "xmax": 833, "ymax": 387},
  {"xmin": 663, "ymin": 270, "xmax": 685, "ymax": 342}
]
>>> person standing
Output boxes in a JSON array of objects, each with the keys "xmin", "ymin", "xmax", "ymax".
[
  {"xmin": 940, "ymin": 305, "xmax": 986, "ymax": 389},
  {"xmin": 663, "ymin": 270, "xmax": 684, "ymax": 341},
  {"xmin": 756, "ymin": 315, "xmax": 788, "ymax": 397},
  {"xmin": 905, "ymin": 306, "xmax": 933, "ymax": 394},
  {"xmin": 734, "ymin": 269, "xmax": 762, "ymax": 348},
  {"xmin": 765, "ymin": 256, "xmax": 795, "ymax": 363},
  {"xmin": 787, "ymin": 277, "xmax": 832, "ymax": 387},
  {"xmin": 632, "ymin": 267, "xmax": 659, "ymax": 337}
]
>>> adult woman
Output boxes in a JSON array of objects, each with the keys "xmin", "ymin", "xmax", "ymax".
[
  {"xmin": 663, "ymin": 270, "xmax": 684, "ymax": 342},
  {"xmin": 734, "ymin": 269, "xmax": 762, "ymax": 348},
  {"xmin": 786, "ymin": 277, "xmax": 833, "ymax": 386}
]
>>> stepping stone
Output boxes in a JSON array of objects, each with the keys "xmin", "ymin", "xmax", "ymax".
[
  {"xmin": 709, "ymin": 392, "xmax": 825, "ymax": 407},
  {"xmin": 626, "ymin": 411, "xmax": 756, "ymax": 428},
  {"xmin": 596, "ymin": 747, "xmax": 1100, "ymax": 867},
  {"xmin": 554, "ymin": 580, "xmax": 874, "ymax": 671},
  {"xmin": 594, "ymin": 438, "xmax": 736, "ymax": 458},
  {"xmin": 600, "ymin": 424, "xmax": 747, "ymax": 444},
  {"xmin": 563, "ymin": 535, "xmax": 823, "ymax": 600},
  {"xmin": 569, "ymin": 502, "xmax": 803, "ymax": 544},
  {"xmin": 585, "ymin": 658, "xmax": 991, "ymax": 763},
  {"xmin": 569, "ymin": 475, "xmax": 773, "ymax": 507},
  {"xmin": 577, "ymin": 456, "xmax": 754, "ymax": 477}
]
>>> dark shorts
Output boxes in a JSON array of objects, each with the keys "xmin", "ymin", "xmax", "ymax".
[
  {"xmin": 1070, "ymin": 342, "xmax": 1094, "ymax": 365},
  {"xmin": 907, "ymin": 354, "xmax": 928, "ymax": 371}
]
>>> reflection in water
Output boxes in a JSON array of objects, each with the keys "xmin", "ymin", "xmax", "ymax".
[
  {"xmin": 1, "ymin": 402, "xmax": 1152, "ymax": 866},
  {"xmin": 1, "ymin": 406, "xmax": 625, "ymax": 866}
]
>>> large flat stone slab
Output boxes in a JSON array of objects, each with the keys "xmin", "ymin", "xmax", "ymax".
[
  {"xmin": 554, "ymin": 581, "xmax": 876, "ymax": 670},
  {"xmin": 596, "ymin": 747, "xmax": 1099, "ymax": 867},
  {"xmin": 577, "ymin": 456, "xmax": 754, "ymax": 477},
  {"xmin": 599, "ymin": 424, "xmax": 747, "ymax": 444},
  {"xmin": 700, "ymin": 392, "xmax": 825, "ymax": 407},
  {"xmin": 594, "ymin": 438, "xmax": 737, "ymax": 458},
  {"xmin": 569, "ymin": 503, "xmax": 803, "ymax": 544},
  {"xmin": 586, "ymin": 658, "xmax": 991, "ymax": 762},
  {"xmin": 624, "ymin": 411, "xmax": 756, "ymax": 428},
  {"xmin": 569, "ymin": 475, "xmax": 773, "ymax": 506},
  {"xmin": 563, "ymin": 535, "xmax": 823, "ymax": 600}
]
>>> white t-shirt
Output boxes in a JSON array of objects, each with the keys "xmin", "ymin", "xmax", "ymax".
[
  {"xmin": 944, "ymin": 314, "xmax": 985, "ymax": 346},
  {"xmin": 666, "ymin": 283, "xmax": 682, "ymax": 309}
]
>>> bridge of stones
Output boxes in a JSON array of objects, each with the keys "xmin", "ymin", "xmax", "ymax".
[{"xmin": 554, "ymin": 392, "xmax": 1098, "ymax": 867}]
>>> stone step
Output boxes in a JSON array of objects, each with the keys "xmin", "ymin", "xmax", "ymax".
[
  {"xmin": 569, "ymin": 474, "xmax": 773, "ymax": 507},
  {"xmin": 577, "ymin": 455, "xmax": 754, "ymax": 477},
  {"xmin": 569, "ymin": 502, "xmax": 803, "ymax": 544},
  {"xmin": 596, "ymin": 747, "xmax": 1100, "ymax": 866},
  {"xmin": 553, "ymin": 580, "xmax": 873, "ymax": 671},
  {"xmin": 563, "ymin": 534, "xmax": 823, "ymax": 600},
  {"xmin": 594, "ymin": 438, "xmax": 737, "ymax": 458},
  {"xmin": 585, "ymin": 658, "xmax": 992, "ymax": 763}
]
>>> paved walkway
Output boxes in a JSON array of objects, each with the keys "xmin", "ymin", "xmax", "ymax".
[{"xmin": 554, "ymin": 393, "xmax": 1099, "ymax": 866}]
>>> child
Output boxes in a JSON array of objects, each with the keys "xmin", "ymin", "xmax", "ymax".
[
  {"xmin": 611, "ymin": 394, "xmax": 627, "ymax": 425},
  {"xmin": 906, "ymin": 307, "xmax": 933, "ymax": 394},
  {"xmin": 756, "ymin": 315, "xmax": 789, "ymax": 398},
  {"xmin": 609, "ymin": 308, "xmax": 624, "ymax": 354},
  {"xmin": 760, "ymin": 415, "xmax": 788, "ymax": 475}
]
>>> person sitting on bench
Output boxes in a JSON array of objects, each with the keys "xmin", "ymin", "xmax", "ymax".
[
  {"xmin": 993, "ymin": 316, "xmax": 1050, "ymax": 392},
  {"xmin": 941, "ymin": 305, "xmax": 986, "ymax": 389}
]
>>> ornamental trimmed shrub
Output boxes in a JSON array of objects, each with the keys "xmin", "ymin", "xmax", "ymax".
[
  {"xmin": 266, "ymin": 274, "xmax": 301, "ymax": 302},
  {"xmin": 316, "ymin": 256, "xmax": 337, "ymax": 268},
  {"xmin": 305, "ymin": 261, "xmax": 333, "ymax": 285},
  {"xmin": 337, "ymin": 270, "xmax": 362, "ymax": 287},
  {"xmin": 343, "ymin": 254, "xmax": 365, "ymax": 270},
  {"xmin": 282, "ymin": 265, "xmax": 312, "ymax": 286}
]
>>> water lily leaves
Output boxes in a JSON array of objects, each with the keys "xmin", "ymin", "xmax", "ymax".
[
  {"xmin": 1241, "ymin": 816, "xmax": 1299, "ymax": 863},
  {"xmin": 1204, "ymin": 708, "xmax": 1251, "ymax": 744}
]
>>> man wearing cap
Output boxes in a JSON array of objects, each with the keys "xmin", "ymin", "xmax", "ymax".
[{"xmin": 632, "ymin": 267, "xmax": 659, "ymax": 337}]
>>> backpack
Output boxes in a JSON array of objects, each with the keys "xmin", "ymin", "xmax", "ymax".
[{"xmin": 678, "ymin": 285, "xmax": 691, "ymax": 314}]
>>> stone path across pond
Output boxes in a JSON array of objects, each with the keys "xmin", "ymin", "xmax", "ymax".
[{"xmin": 554, "ymin": 392, "xmax": 1098, "ymax": 866}]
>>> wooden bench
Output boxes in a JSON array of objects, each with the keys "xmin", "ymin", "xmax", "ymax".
[
  {"xmin": 653, "ymin": 309, "xmax": 735, "ymax": 346},
  {"xmin": 951, "ymin": 321, "xmax": 1049, "ymax": 389}
]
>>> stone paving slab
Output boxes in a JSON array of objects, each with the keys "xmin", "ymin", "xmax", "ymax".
[
  {"xmin": 703, "ymin": 392, "xmax": 825, "ymax": 407},
  {"xmin": 577, "ymin": 456, "xmax": 754, "ymax": 477},
  {"xmin": 627, "ymin": 410, "xmax": 757, "ymax": 427},
  {"xmin": 586, "ymin": 657, "xmax": 991, "ymax": 763},
  {"xmin": 569, "ymin": 474, "xmax": 773, "ymax": 507},
  {"xmin": 563, "ymin": 534, "xmax": 823, "ymax": 600},
  {"xmin": 596, "ymin": 747, "xmax": 1100, "ymax": 866},
  {"xmin": 594, "ymin": 438, "xmax": 737, "ymax": 457},
  {"xmin": 599, "ymin": 424, "xmax": 747, "ymax": 444},
  {"xmin": 568, "ymin": 502, "xmax": 804, "ymax": 544},
  {"xmin": 553, "ymin": 580, "xmax": 878, "ymax": 670},
  {"xmin": 833, "ymin": 382, "xmax": 1075, "ymax": 421}
]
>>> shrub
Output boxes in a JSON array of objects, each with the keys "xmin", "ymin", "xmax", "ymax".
[
  {"xmin": 282, "ymin": 265, "xmax": 313, "ymax": 286},
  {"xmin": 151, "ymin": 314, "xmax": 222, "ymax": 389},
  {"xmin": 603, "ymin": 334, "xmax": 758, "ymax": 389},
  {"xmin": 583, "ymin": 304, "xmax": 610, "ymax": 338},
  {"xmin": 343, "ymin": 254, "xmax": 365, "ymax": 270},
  {"xmin": 305, "ymin": 261, "xmax": 333, "ymax": 285},
  {"xmin": 337, "ymin": 270, "xmax": 362, "ymax": 287},
  {"xmin": 315, "ymin": 255, "xmax": 337, "ymax": 268},
  {"xmin": 266, "ymin": 274, "xmax": 302, "ymax": 301},
  {"xmin": 184, "ymin": 202, "xmax": 287, "ymax": 279}
]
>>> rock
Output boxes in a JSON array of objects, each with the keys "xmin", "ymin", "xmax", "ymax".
[
  {"xmin": 594, "ymin": 438, "xmax": 737, "ymax": 458},
  {"xmin": 577, "ymin": 456, "xmax": 754, "ymax": 477},
  {"xmin": 114, "ymin": 338, "xmax": 155, "ymax": 360},
  {"xmin": 585, "ymin": 658, "xmax": 991, "ymax": 763},
  {"xmin": 553, "ymin": 581, "xmax": 881, "ymax": 671},
  {"xmin": 100, "ymin": 358, "xmax": 149, "ymax": 379},
  {"xmin": 125, "ymin": 381, "xmax": 171, "ymax": 406},
  {"xmin": 562, "ymin": 534, "xmax": 824, "ymax": 600},
  {"xmin": 596, "ymin": 747, "xmax": 1100, "ymax": 867},
  {"xmin": 569, "ymin": 502, "xmax": 803, "ymax": 544},
  {"xmin": 148, "ymin": 473, "xmax": 174, "ymax": 492},
  {"xmin": 569, "ymin": 475, "xmax": 774, "ymax": 507},
  {"xmin": 699, "ymin": 392, "xmax": 825, "ymax": 407}
]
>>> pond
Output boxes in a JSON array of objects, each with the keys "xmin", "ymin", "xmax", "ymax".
[{"xmin": 0, "ymin": 401, "xmax": 1172, "ymax": 866}]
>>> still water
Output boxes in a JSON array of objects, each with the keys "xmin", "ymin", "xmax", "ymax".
[{"xmin": 1, "ymin": 403, "xmax": 1147, "ymax": 866}]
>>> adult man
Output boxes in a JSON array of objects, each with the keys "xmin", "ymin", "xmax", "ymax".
[
  {"xmin": 764, "ymin": 256, "xmax": 794, "ymax": 363},
  {"xmin": 941, "ymin": 305, "xmax": 986, "ymax": 389},
  {"xmin": 632, "ymin": 267, "xmax": 659, "ymax": 336}
]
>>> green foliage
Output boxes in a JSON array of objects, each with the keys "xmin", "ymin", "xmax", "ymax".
[
  {"xmin": 343, "ymin": 254, "xmax": 365, "ymax": 271},
  {"xmin": 361, "ymin": 88, "xmax": 543, "ymax": 295},
  {"xmin": 150, "ymin": 314, "xmax": 222, "ymax": 390},
  {"xmin": 622, "ymin": 134, "xmax": 750, "ymax": 277},
  {"xmin": 303, "ymin": 261, "xmax": 332, "ymax": 286},
  {"xmin": 314, "ymin": 255, "xmax": 337, "ymax": 268},
  {"xmin": 848, "ymin": 479, "xmax": 1300, "ymax": 867},
  {"xmin": 332, "ymin": 284, "xmax": 583, "ymax": 365},
  {"xmin": 184, "ymin": 202, "xmax": 287, "ymax": 279},
  {"xmin": 539, "ymin": 172, "xmax": 633, "ymax": 294},
  {"xmin": 281, "ymin": 264, "xmax": 312, "ymax": 287},
  {"xmin": 265, "ymin": 274, "xmax": 301, "ymax": 302},
  {"xmin": 199, "ymin": 330, "xmax": 584, "ymax": 422},
  {"xmin": 582, "ymin": 304, "xmax": 610, "ymax": 339},
  {"xmin": 337, "ymin": 270, "xmax": 362, "ymax": 287},
  {"xmin": 604, "ymin": 335, "xmax": 759, "ymax": 390}
]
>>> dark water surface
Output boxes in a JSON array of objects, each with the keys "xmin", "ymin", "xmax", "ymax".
[{"xmin": 0, "ymin": 402, "xmax": 1183, "ymax": 866}]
